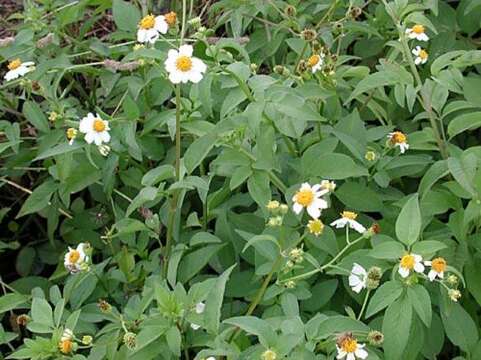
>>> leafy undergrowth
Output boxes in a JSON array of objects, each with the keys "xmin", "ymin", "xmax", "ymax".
[{"xmin": 1, "ymin": 0, "xmax": 481, "ymax": 359}]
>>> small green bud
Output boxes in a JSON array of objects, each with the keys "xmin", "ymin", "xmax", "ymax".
[
  {"xmin": 123, "ymin": 332, "xmax": 137, "ymax": 350},
  {"xmin": 367, "ymin": 330, "xmax": 384, "ymax": 346}
]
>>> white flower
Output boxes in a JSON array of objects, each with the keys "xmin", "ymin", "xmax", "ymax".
[
  {"xmin": 405, "ymin": 25, "xmax": 429, "ymax": 41},
  {"xmin": 336, "ymin": 335, "xmax": 368, "ymax": 360},
  {"xmin": 349, "ymin": 263, "xmax": 367, "ymax": 293},
  {"xmin": 412, "ymin": 46, "xmax": 428, "ymax": 65},
  {"xmin": 137, "ymin": 14, "xmax": 168, "ymax": 44},
  {"xmin": 164, "ymin": 45, "xmax": 207, "ymax": 84},
  {"xmin": 79, "ymin": 113, "xmax": 111, "ymax": 146},
  {"xmin": 292, "ymin": 182, "xmax": 329, "ymax": 219},
  {"xmin": 424, "ymin": 257, "xmax": 447, "ymax": 281},
  {"xmin": 64, "ymin": 243, "xmax": 88, "ymax": 274},
  {"xmin": 398, "ymin": 253, "xmax": 424, "ymax": 278},
  {"xmin": 387, "ymin": 131, "xmax": 409, "ymax": 154},
  {"xmin": 190, "ymin": 302, "xmax": 205, "ymax": 330},
  {"xmin": 330, "ymin": 211, "xmax": 366, "ymax": 234},
  {"xmin": 307, "ymin": 53, "xmax": 324, "ymax": 73},
  {"xmin": 4, "ymin": 59, "xmax": 35, "ymax": 81}
]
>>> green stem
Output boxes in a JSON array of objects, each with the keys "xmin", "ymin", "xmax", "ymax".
[{"xmin": 357, "ymin": 289, "xmax": 370, "ymax": 320}]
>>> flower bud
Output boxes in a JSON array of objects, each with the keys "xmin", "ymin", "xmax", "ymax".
[
  {"xmin": 123, "ymin": 332, "xmax": 137, "ymax": 350},
  {"xmin": 97, "ymin": 299, "xmax": 112, "ymax": 313},
  {"xmin": 365, "ymin": 151, "xmax": 377, "ymax": 161},
  {"xmin": 367, "ymin": 330, "xmax": 384, "ymax": 346},
  {"xmin": 273, "ymin": 65, "xmax": 285, "ymax": 75},
  {"xmin": 350, "ymin": 6, "xmax": 362, "ymax": 18},
  {"xmin": 266, "ymin": 200, "xmax": 280, "ymax": 212},
  {"xmin": 262, "ymin": 349, "xmax": 277, "ymax": 360},
  {"xmin": 267, "ymin": 216, "xmax": 283, "ymax": 227},
  {"xmin": 81, "ymin": 335, "xmax": 93, "ymax": 345},
  {"xmin": 285, "ymin": 280, "xmax": 296, "ymax": 288},
  {"xmin": 446, "ymin": 274, "xmax": 458, "ymax": 286},
  {"xmin": 16, "ymin": 314, "xmax": 30, "ymax": 326},
  {"xmin": 448, "ymin": 289, "xmax": 461, "ymax": 302},
  {"xmin": 98, "ymin": 144, "xmax": 111, "ymax": 157},
  {"xmin": 188, "ymin": 16, "xmax": 202, "ymax": 29},
  {"xmin": 284, "ymin": 5, "xmax": 296, "ymax": 17},
  {"xmin": 250, "ymin": 63, "xmax": 258, "ymax": 73},
  {"xmin": 279, "ymin": 204, "xmax": 288, "ymax": 215},
  {"xmin": 301, "ymin": 29, "xmax": 317, "ymax": 42}
]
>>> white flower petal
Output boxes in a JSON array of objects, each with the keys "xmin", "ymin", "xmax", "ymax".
[
  {"xmin": 179, "ymin": 44, "xmax": 193, "ymax": 57},
  {"xmin": 398, "ymin": 266, "xmax": 410, "ymax": 278},
  {"xmin": 349, "ymin": 220, "xmax": 366, "ymax": 234},
  {"xmin": 292, "ymin": 202, "xmax": 303, "ymax": 214},
  {"xmin": 355, "ymin": 347, "xmax": 369, "ymax": 359},
  {"xmin": 306, "ymin": 204, "xmax": 321, "ymax": 219},
  {"xmin": 414, "ymin": 262, "xmax": 425, "ymax": 273}
]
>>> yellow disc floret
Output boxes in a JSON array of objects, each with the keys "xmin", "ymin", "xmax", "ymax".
[
  {"xmin": 164, "ymin": 11, "xmax": 177, "ymax": 26},
  {"xmin": 68, "ymin": 250, "xmax": 80, "ymax": 264},
  {"xmin": 93, "ymin": 119, "xmax": 106, "ymax": 132},
  {"xmin": 400, "ymin": 254, "xmax": 415, "ymax": 269},
  {"xmin": 307, "ymin": 54, "xmax": 320, "ymax": 67},
  {"xmin": 7, "ymin": 59, "xmax": 22, "ymax": 70},
  {"xmin": 294, "ymin": 189, "xmax": 314, "ymax": 207},
  {"xmin": 139, "ymin": 15, "xmax": 155, "ymax": 29},
  {"xmin": 308, "ymin": 219, "xmax": 324, "ymax": 236},
  {"xmin": 412, "ymin": 24, "xmax": 425, "ymax": 34},
  {"xmin": 341, "ymin": 338, "xmax": 358, "ymax": 353},
  {"xmin": 341, "ymin": 211, "xmax": 358, "ymax": 220},
  {"xmin": 431, "ymin": 257, "xmax": 447, "ymax": 273},
  {"xmin": 176, "ymin": 56, "xmax": 193, "ymax": 72},
  {"xmin": 390, "ymin": 131, "xmax": 407, "ymax": 144}
]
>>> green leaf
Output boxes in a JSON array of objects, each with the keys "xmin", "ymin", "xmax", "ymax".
[
  {"xmin": 112, "ymin": 0, "xmax": 141, "ymax": 32},
  {"xmin": 382, "ymin": 295, "xmax": 413, "ymax": 360},
  {"xmin": 419, "ymin": 160, "xmax": 449, "ymax": 198},
  {"xmin": 302, "ymin": 153, "xmax": 368, "ymax": 179},
  {"xmin": 190, "ymin": 232, "xmax": 222, "ymax": 246},
  {"xmin": 224, "ymin": 316, "xmax": 276, "ymax": 347},
  {"xmin": 411, "ymin": 240, "xmax": 447, "ymax": 257},
  {"xmin": 407, "ymin": 285, "xmax": 432, "ymax": 327},
  {"xmin": 31, "ymin": 298, "xmax": 53, "ymax": 327},
  {"xmin": 205, "ymin": 265, "xmax": 235, "ymax": 335},
  {"xmin": 348, "ymin": 70, "xmax": 413, "ymax": 102},
  {"xmin": 441, "ymin": 302, "xmax": 479, "ymax": 351},
  {"xmin": 125, "ymin": 186, "xmax": 158, "ymax": 217},
  {"xmin": 247, "ymin": 170, "xmax": 271, "ymax": 208},
  {"xmin": 177, "ymin": 244, "xmax": 226, "ymax": 283},
  {"xmin": 447, "ymin": 112, "xmax": 481, "ymax": 139},
  {"xmin": 369, "ymin": 241, "xmax": 405, "ymax": 260},
  {"xmin": 165, "ymin": 326, "xmax": 181, "ymax": 357},
  {"xmin": 184, "ymin": 133, "xmax": 217, "ymax": 174},
  {"xmin": 395, "ymin": 194, "xmax": 421, "ymax": 246},
  {"xmin": 23, "ymin": 101, "xmax": 49, "ymax": 133},
  {"xmin": 141, "ymin": 165, "xmax": 175, "ymax": 186},
  {"xmin": 16, "ymin": 180, "xmax": 57, "ymax": 218},
  {"xmin": 448, "ymin": 155, "xmax": 477, "ymax": 197},
  {"xmin": 366, "ymin": 280, "xmax": 404, "ymax": 318},
  {"xmin": 34, "ymin": 142, "xmax": 83, "ymax": 161},
  {"xmin": 0, "ymin": 293, "xmax": 28, "ymax": 314}
]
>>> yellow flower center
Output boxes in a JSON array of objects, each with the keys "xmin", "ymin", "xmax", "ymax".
[
  {"xmin": 419, "ymin": 49, "xmax": 428, "ymax": 60},
  {"xmin": 139, "ymin": 15, "xmax": 155, "ymax": 29},
  {"xmin": 66, "ymin": 128, "xmax": 77, "ymax": 140},
  {"xmin": 7, "ymin": 59, "xmax": 22, "ymax": 70},
  {"xmin": 295, "ymin": 189, "xmax": 314, "ymax": 207},
  {"xmin": 390, "ymin": 131, "xmax": 407, "ymax": 144},
  {"xmin": 400, "ymin": 254, "xmax": 415, "ymax": 269},
  {"xmin": 308, "ymin": 219, "xmax": 324, "ymax": 235},
  {"xmin": 341, "ymin": 338, "xmax": 358, "ymax": 353},
  {"xmin": 342, "ymin": 211, "xmax": 357, "ymax": 220},
  {"xmin": 412, "ymin": 24, "xmax": 425, "ymax": 34},
  {"xmin": 431, "ymin": 257, "xmax": 447, "ymax": 273},
  {"xmin": 164, "ymin": 11, "xmax": 177, "ymax": 26},
  {"xmin": 176, "ymin": 55, "xmax": 193, "ymax": 72},
  {"xmin": 59, "ymin": 339, "xmax": 73, "ymax": 354},
  {"xmin": 308, "ymin": 54, "xmax": 320, "ymax": 67},
  {"xmin": 69, "ymin": 250, "xmax": 80, "ymax": 264},
  {"xmin": 93, "ymin": 119, "xmax": 106, "ymax": 132}
]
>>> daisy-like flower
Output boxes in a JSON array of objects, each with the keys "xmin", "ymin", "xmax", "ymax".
[
  {"xmin": 292, "ymin": 183, "xmax": 329, "ymax": 219},
  {"xmin": 4, "ymin": 59, "xmax": 35, "ymax": 81},
  {"xmin": 190, "ymin": 302, "xmax": 205, "ymax": 330},
  {"xmin": 320, "ymin": 180, "xmax": 336, "ymax": 192},
  {"xmin": 387, "ymin": 131, "xmax": 409, "ymax": 154},
  {"xmin": 64, "ymin": 243, "xmax": 89, "ymax": 274},
  {"xmin": 424, "ymin": 257, "xmax": 447, "ymax": 281},
  {"xmin": 164, "ymin": 44, "xmax": 207, "ymax": 84},
  {"xmin": 330, "ymin": 211, "xmax": 366, "ymax": 234},
  {"xmin": 137, "ymin": 14, "xmax": 168, "ymax": 44},
  {"xmin": 336, "ymin": 333, "xmax": 368, "ymax": 360},
  {"xmin": 79, "ymin": 113, "xmax": 111, "ymax": 146},
  {"xmin": 66, "ymin": 128, "xmax": 77, "ymax": 145},
  {"xmin": 307, "ymin": 219, "xmax": 324, "ymax": 236},
  {"xmin": 398, "ymin": 253, "xmax": 424, "ymax": 278},
  {"xmin": 349, "ymin": 263, "xmax": 367, "ymax": 293},
  {"xmin": 59, "ymin": 328, "xmax": 74, "ymax": 354},
  {"xmin": 405, "ymin": 24, "xmax": 429, "ymax": 41},
  {"xmin": 307, "ymin": 53, "xmax": 324, "ymax": 73},
  {"xmin": 412, "ymin": 46, "xmax": 428, "ymax": 65}
]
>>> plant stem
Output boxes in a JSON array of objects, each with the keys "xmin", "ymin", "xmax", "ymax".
[{"xmin": 357, "ymin": 289, "xmax": 370, "ymax": 320}]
